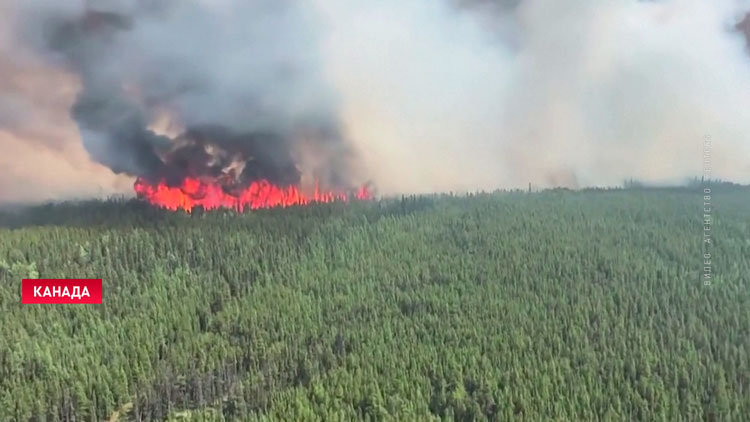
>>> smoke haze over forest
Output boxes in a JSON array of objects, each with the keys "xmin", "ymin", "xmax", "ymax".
[{"xmin": 2, "ymin": 0, "xmax": 750, "ymax": 202}]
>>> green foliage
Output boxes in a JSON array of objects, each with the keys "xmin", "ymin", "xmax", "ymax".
[{"xmin": 0, "ymin": 189, "xmax": 748, "ymax": 421}]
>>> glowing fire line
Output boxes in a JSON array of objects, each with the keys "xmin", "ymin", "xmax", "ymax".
[{"xmin": 134, "ymin": 177, "xmax": 372, "ymax": 212}]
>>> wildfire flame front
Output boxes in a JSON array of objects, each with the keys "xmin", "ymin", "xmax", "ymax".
[{"xmin": 134, "ymin": 177, "xmax": 373, "ymax": 212}]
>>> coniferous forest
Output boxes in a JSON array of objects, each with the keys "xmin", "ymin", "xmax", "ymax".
[{"xmin": 1, "ymin": 187, "xmax": 749, "ymax": 422}]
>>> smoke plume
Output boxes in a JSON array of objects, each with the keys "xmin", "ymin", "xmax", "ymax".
[
  {"xmin": 318, "ymin": 0, "xmax": 750, "ymax": 192},
  {"xmin": 2, "ymin": 0, "xmax": 356, "ymax": 202},
  {"xmin": 2, "ymin": 0, "xmax": 750, "ymax": 202}
]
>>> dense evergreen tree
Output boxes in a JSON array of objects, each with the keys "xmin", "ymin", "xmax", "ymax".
[{"xmin": 0, "ymin": 187, "xmax": 748, "ymax": 421}]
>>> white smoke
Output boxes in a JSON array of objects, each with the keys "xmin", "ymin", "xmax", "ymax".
[
  {"xmin": 319, "ymin": 0, "xmax": 750, "ymax": 193},
  {"xmin": 2, "ymin": 0, "xmax": 750, "ymax": 202}
]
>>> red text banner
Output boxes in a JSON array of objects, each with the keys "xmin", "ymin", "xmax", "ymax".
[{"xmin": 22, "ymin": 279, "xmax": 102, "ymax": 304}]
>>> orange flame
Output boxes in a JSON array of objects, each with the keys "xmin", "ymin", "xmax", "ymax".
[{"xmin": 134, "ymin": 177, "xmax": 372, "ymax": 212}]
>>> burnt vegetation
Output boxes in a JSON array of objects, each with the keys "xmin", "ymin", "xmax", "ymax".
[{"xmin": 1, "ymin": 187, "xmax": 749, "ymax": 421}]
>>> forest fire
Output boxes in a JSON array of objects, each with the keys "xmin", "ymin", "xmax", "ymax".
[{"xmin": 134, "ymin": 177, "xmax": 373, "ymax": 212}]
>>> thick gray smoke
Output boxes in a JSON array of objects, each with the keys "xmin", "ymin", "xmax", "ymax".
[
  {"xmin": 2, "ymin": 0, "xmax": 750, "ymax": 202},
  {"xmin": 2, "ymin": 0, "xmax": 356, "ymax": 200}
]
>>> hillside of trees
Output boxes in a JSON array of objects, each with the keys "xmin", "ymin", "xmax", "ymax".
[{"xmin": 1, "ymin": 187, "xmax": 748, "ymax": 421}]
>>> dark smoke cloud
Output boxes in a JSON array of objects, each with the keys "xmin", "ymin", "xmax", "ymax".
[
  {"xmin": 43, "ymin": 9, "xmax": 169, "ymax": 178},
  {"xmin": 3, "ymin": 0, "xmax": 750, "ymax": 203},
  {"xmin": 164, "ymin": 125, "xmax": 300, "ymax": 187},
  {"xmin": 12, "ymin": 0, "xmax": 355, "ymax": 190}
]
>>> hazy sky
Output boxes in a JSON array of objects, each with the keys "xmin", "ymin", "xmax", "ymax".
[{"xmin": 2, "ymin": 0, "xmax": 750, "ymax": 202}]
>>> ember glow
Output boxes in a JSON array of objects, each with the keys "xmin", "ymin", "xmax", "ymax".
[{"xmin": 134, "ymin": 177, "xmax": 373, "ymax": 212}]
